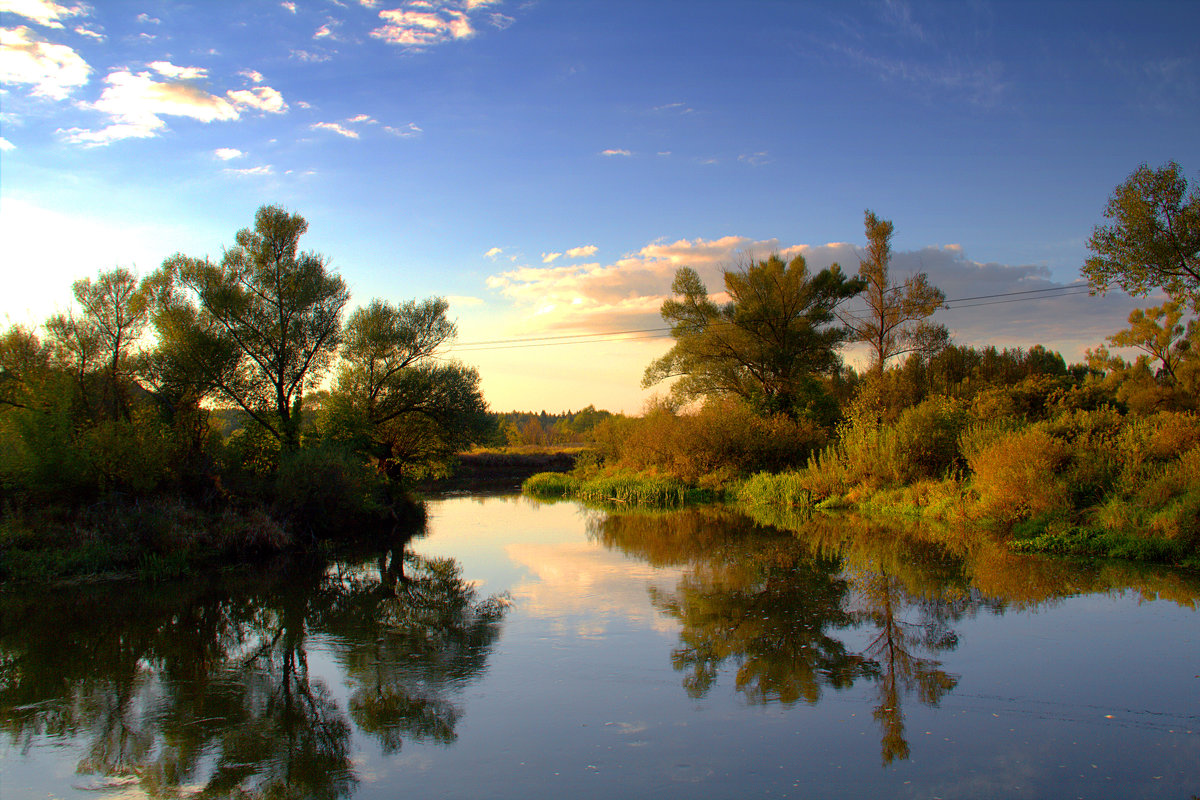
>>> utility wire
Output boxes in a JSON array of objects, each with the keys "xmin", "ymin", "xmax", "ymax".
[{"xmin": 446, "ymin": 283, "xmax": 1099, "ymax": 353}]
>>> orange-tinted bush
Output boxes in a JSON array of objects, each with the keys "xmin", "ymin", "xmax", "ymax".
[{"xmin": 967, "ymin": 426, "xmax": 1068, "ymax": 522}]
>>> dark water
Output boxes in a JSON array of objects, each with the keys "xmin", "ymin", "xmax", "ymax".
[{"xmin": 2, "ymin": 496, "xmax": 1198, "ymax": 799}]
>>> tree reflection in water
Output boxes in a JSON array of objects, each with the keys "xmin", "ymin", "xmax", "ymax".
[
  {"xmin": 592, "ymin": 506, "xmax": 1200, "ymax": 766},
  {"xmin": 0, "ymin": 542, "xmax": 509, "ymax": 798}
]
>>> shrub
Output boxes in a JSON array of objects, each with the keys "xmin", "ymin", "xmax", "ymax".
[
  {"xmin": 273, "ymin": 444, "xmax": 388, "ymax": 534},
  {"xmin": 967, "ymin": 426, "xmax": 1068, "ymax": 522}
]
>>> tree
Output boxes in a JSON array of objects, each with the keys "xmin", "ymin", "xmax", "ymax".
[
  {"xmin": 327, "ymin": 298, "xmax": 489, "ymax": 479},
  {"xmin": 643, "ymin": 254, "xmax": 864, "ymax": 420},
  {"xmin": 841, "ymin": 210, "xmax": 946, "ymax": 374},
  {"xmin": 1083, "ymin": 161, "xmax": 1200, "ymax": 310},
  {"xmin": 1106, "ymin": 300, "xmax": 1193, "ymax": 385},
  {"xmin": 68, "ymin": 268, "xmax": 149, "ymax": 420},
  {"xmin": 153, "ymin": 205, "xmax": 349, "ymax": 452}
]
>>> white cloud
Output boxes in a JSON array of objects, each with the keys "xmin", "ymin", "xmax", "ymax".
[
  {"xmin": 239, "ymin": 68, "xmax": 264, "ymax": 83},
  {"xmin": 148, "ymin": 60, "xmax": 206, "ymax": 80},
  {"xmin": 0, "ymin": 136, "xmax": 14, "ymax": 150},
  {"xmin": 311, "ymin": 120, "xmax": 358, "ymax": 138},
  {"xmin": 489, "ymin": 12, "xmax": 513, "ymax": 29},
  {"xmin": 60, "ymin": 69, "xmax": 285, "ymax": 145},
  {"xmin": 281, "ymin": 1, "xmax": 296, "ymax": 12},
  {"xmin": 541, "ymin": 252, "xmax": 562, "ymax": 264},
  {"xmin": 484, "ymin": 247, "xmax": 503, "ymax": 259},
  {"xmin": 371, "ymin": 6, "xmax": 475, "ymax": 48},
  {"xmin": 600, "ymin": 148, "xmax": 631, "ymax": 157},
  {"xmin": 314, "ymin": 22, "xmax": 337, "ymax": 39},
  {"xmin": 346, "ymin": 113, "xmax": 374, "ymax": 123},
  {"xmin": 0, "ymin": 0, "xmax": 86, "ymax": 29},
  {"xmin": 136, "ymin": 13, "xmax": 159, "ymax": 24},
  {"xmin": 72, "ymin": 25, "xmax": 103, "ymax": 41},
  {"xmin": 0, "ymin": 25, "xmax": 91, "ymax": 99},
  {"xmin": 227, "ymin": 85, "xmax": 286, "ymax": 112},
  {"xmin": 225, "ymin": 164, "xmax": 273, "ymax": 176},
  {"xmin": 213, "ymin": 147, "xmax": 244, "ymax": 160},
  {"xmin": 295, "ymin": 99, "xmax": 312, "ymax": 109},
  {"xmin": 566, "ymin": 245, "xmax": 597, "ymax": 259},
  {"xmin": 384, "ymin": 122, "xmax": 421, "ymax": 137}
]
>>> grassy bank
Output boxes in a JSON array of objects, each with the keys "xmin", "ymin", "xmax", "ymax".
[{"xmin": 524, "ymin": 469, "xmax": 717, "ymax": 508}]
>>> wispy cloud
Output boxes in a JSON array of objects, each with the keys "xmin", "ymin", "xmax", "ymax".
[
  {"xmin": 136, "ymin": 12, "xmax": 160, "ymax": 25},
  {"xmin": 541, "ymin": 252, "xmax": 561, "ymax": 264},
  {"xmin": 314, "ymin": 21, "xmax": 339, "ymax": 40},
  {"xmin": 484, "ymin": 246, "xmax": 502, "ymax": 259},
  {"xmin": 281, "ymin": 1, "xmax": 296, "ymax": 12},
  {"xmin": 384, "ymin": 122, "xmax": 422, "ymax": 137},
  {"xmin": 347, "ymin": 113, "xmax": 375, "ymax": 123},
  {"xmin": 737, "ymin": 151, "xmax": 770, "ymax": 166},
  {"xmin": 72, "ymin": 25, "xmax": 103, "ymax": 41},
  {"xmin": 290, "ymin": 49, "xmax": 331, "ymax": 63},
  {"xmin": 651, "ymin": 101, "xmax": 693, "ymax": 114},
  {"xmin": 239, "ymin": 68, "xmax": 264, "ymax": 83},
  {"xmin": 311, "ymin": 120, "xmax": 358, "ymax": 138},
  {"xmin": 600, "ymin": 148, "xmax": 631, "ymax": 157},
  {"xmin": 60, "ymin": 69, "xmax": 286, "ymax": 145},
  {"xmin": 0, "ymin": 25, "xmax": 91, "ymax": 99},
  {"xmin": 213, "ymin": 147, "xmax": 244, "ymax": 160},
  {"xmin": 149, "ymin": 61, "xmax": 206, "ymax": 80},
  {"xmin": 1, "ymin": 0, "xmax": 87, "ymax": 29},
  {"xmin": 224, "ymin": 164, "xmax": 274, "ymax": 176},
  {"xmin": 566, "ymin": 245, "xmax": 598, "ymax": 259}
]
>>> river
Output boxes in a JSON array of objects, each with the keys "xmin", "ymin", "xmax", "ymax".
[{"xmin": 1, "ymin": 495, "xmax": 1197, "ymax": 799}]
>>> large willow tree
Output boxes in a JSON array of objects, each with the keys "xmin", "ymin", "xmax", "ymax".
[
  {"xmin": 642, "ymin": 253, "xmax": 864, "ymax": 420},
  {"xmin": 151, "ymin": 205, "xmax": 349, "ymax": 452}
]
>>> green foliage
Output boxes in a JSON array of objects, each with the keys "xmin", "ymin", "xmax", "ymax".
[
  {"xmin": 521, "ymin": 471, "xmax": 580, "ymax": 498},
  {"xmin": 643, "ymin": 253, "xmax": 864, "ymax": 419},
  {"xmin": 574, "ymin": 472, "xmax": 715, "ymax": 507},
  {"xmin": 802, "ymin": 393, "xmax": 968, "ymax": 501},
  {"xmin": 328, "ymin": 297, "xmax": 489, "ymax": 480},
  {"xmin": 1084, "ymin": 161, "xmax": 1200, "ymax": 309},
  {"xmin": 154, "ymin": 205, "xmax": 350, "ymax": 451}
]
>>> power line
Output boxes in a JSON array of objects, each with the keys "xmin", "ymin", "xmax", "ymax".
[{"xmin": 445, "ymin": 283, "xmax": 1100, "ymax": 354}]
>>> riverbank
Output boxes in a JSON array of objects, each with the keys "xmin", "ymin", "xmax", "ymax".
[{"xmin": 522, "ymin": 464, "xmax": 1200, "ymax": 568}]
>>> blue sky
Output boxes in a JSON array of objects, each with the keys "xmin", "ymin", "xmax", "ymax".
[{"xmin": 2, "ymin": 0, "xmax": 1198, "ymax": 412}]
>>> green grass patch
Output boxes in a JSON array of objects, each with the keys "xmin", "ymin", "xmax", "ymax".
[{"xmin": 522, "ymin": 471, "xmax": 581, "ymax": 498}]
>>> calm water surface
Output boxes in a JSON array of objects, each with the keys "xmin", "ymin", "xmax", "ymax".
[{"xmin": 2, "ymin": 495, "xmax": 1198, "ymax": 799}]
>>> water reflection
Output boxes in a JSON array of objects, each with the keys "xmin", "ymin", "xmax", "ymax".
[
  {"xmin": 0, "ymin": 543, "xmax": 509, "ymax": 798},
  {"xmin": 592, "ymin": 506, "xmax": 1200, "ymax": 766}
]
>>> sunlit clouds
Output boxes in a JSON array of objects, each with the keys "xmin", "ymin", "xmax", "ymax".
[
  {"xmin": 371, "ymin": 5, "xmax": 475, "ymax": 48},
  {"xmin": 0, "ymin": 0, "xmax": 86, "ymax": 29},
  {"xmin": 0, "ymin": 25, "xmax": 90, "ymax": 99},
  {"xmin": 600, "ymin": 148, "xmax": 631, "ymax": 157},
  {"xmin": 485, "ymin": 233, "xmax": 1145, "ymax": 365},
  {"xmin": 59, "ymin": 68, "xmax": 288, "ymax": 145}
]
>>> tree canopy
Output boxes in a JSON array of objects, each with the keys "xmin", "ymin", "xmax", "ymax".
[
  {"xmin": 326, "ymin": 298, "xmax": 489, "ymax": 479},
  {"xmin": 152, "ymin": 205, "xmax": 349, "ymax": 451},
  {"xmin": 643, "ymin": 254, "xmax": 864, "ymax": 419},
  {"xmin": 1083, "ymin": 161, "xmax": 1200, "ymax": 310}
]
